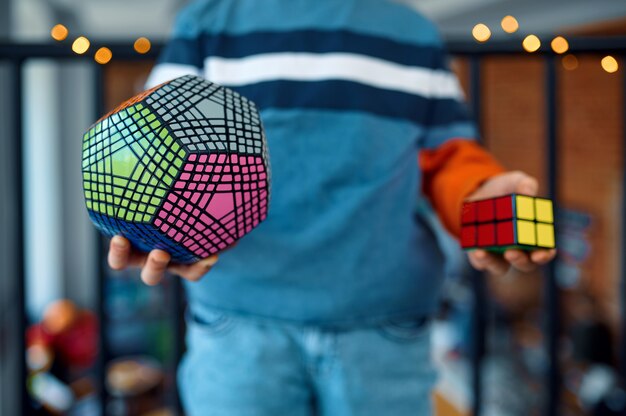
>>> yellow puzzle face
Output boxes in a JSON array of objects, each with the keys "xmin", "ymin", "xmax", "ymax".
[
  {"xmin": 515, "ymin": 195, "xmax": 535, "ymax": 220},
  {"xmin": 535, "ymin": 199, "xmax": 554, "ymax": 223}
]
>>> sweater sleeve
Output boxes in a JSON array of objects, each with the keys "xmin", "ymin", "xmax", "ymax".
[
  {"xmin": 418, "ymin": 38, "xmax": 506, "ymax": 237},
  {"xmin": 420, "ymin": 139, "xmax": 505, "ymax": 237}
]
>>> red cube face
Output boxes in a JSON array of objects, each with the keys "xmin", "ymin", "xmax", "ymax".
[
  {"xmin": 496, "ymin": 221, "xmax": 515, "ymax": 245},
  {"xmin": 477, "ymin": 223, "xmax": 496, "ymax": 247},
  {"xmin": 461, "ymin": 225, "xmax": 476, "ymax": 248},
  {"xmin": 477, "ymin": 199, "xmax": 495, "ymax": 222},
  {"xmin": 461, "ymin": 202, "xmax": 477, "ymax": 224},
  {"xmin": 495, "ymin": 196, "xmax": 513, "ymax": 220}
]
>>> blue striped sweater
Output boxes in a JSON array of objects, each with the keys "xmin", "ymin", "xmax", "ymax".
[{"xmin": 148, "ymin": 0, "xmax": 477, "ymax": 326}]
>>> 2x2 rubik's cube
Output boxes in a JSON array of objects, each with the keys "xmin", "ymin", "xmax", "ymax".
[{"xmin": 461, "ymin": 194, "xmax": 556, "ymax": 251}]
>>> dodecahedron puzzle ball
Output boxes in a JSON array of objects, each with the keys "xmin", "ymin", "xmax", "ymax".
[
  {"xmin": 82, "ymin": 75, "xmax": 270, "ymax": 263},
  {"xmin": 461, "ymin": 194, "xmax": 555, "ymax": 251}
]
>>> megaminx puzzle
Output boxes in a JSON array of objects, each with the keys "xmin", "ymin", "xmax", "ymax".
[
  {"xmin": 460, "ymin": 194, "xmax": 555, "ymax": 251},
  {"xmin": 82, "ymin": 75, "xmax": 270, "ymax": 263}
]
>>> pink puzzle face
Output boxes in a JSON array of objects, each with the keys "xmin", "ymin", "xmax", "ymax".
[{"xmin": 82, "ymin": 75, "xmax": 270, "ymax": 263}]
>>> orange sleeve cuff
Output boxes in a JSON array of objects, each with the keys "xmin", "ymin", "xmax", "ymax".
[{"xmin": 419, "ymin": 139, "xmax": 506, "ymax": 237}]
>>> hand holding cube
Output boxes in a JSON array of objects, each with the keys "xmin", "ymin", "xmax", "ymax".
[
  {"xmin": 461, "ymin": 194, "xmax": 555, "ymax": 251},
  {"xmin": 463, "ymin": 171, "xmax": 557, "ymax": 275}
]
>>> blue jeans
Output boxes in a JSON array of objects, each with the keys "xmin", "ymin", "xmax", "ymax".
[{"xmin": 178, "ymin": 309, "xmax": 435, "ymax": 416}]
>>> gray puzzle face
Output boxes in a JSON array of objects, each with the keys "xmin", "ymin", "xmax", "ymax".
[
  {"xmin": 83, "ymin": 74, "xmax": 271, "ymax": 263},
  {"xmin": 146, "ymin": 76, "xmax": 264, "ymax": 155}
]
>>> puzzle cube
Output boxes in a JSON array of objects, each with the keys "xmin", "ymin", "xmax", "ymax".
[
  {"xmin": 460, "ymin": 194, "xmax": 555, "ymax": 251},
  {"xmin": 82, "ymin": 75, "xmax": 270, "ymax": 263}
]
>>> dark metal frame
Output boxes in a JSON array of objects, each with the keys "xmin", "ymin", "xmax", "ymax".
[
  {"xmin": 544, "ymin": 55, "xmax": 560, "ymax": 416},
  {"xmin": 10, "ymin": 57, "xmax": 29, "ymax": 416},
  {"xmin": 2, "ymin": 36, "xmax": 626, "ymax": 415},
  {"xmin": 468, "ymin": 56, "xmax": 486, "ymax": 416},
  {"xmin": 622, "ymin": 53, "xmax": 626, "ymax": 386}
]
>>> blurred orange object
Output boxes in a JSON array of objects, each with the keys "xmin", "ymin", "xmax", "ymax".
[{"xmin": 43, "ymin": 300, "xmax": 79, "ymax": 335}]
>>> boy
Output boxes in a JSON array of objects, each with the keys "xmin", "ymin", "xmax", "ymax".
[{"xmin": 109, "ymin": 0, "xmax": 555, "ymax": 414}]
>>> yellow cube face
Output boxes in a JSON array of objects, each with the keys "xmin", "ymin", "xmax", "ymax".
[
  {"xmin": 536, "ymin": 223, "xmax": 555, "ymax": 248},
  {"xmin": 516, "ymin": 195, "xmax": 535, "ymax": 220},
  {"xmin": 517, "ymin": 220, "xmax": 536, "ymax": 245},
  {"xmin": 535, "ymin": 199, "xmax": 554, "ymax": 223}
]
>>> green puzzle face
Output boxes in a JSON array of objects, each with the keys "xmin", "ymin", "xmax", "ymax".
[{"xmin": 82, "ymin": 103, "xmax": 187, "ymax": 222}]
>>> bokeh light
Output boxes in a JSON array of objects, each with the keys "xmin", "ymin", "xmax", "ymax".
[
  {"xmin": 562, "ymin": 54, "xmax": 578, "ymax": 71},
  {"xmin": 501, "ymin": 15, "xmax": 519, "ymax": 33},
  {"xmin": 50, "ymin": 24, "xmax": 68, "ymax": 41},
  {"xmin": 472, "ymin": 24, "xmax": 491, "ymax": 43},
  {"xmin": 134, "ymin": 37, "xmax": 152, "ymax": 54},
  {"xmin": 522, "ymin": 35, "xmax": 541, "ymax": 53},
  {"xmin": 551, "ymin": 36, "xmax": 569, "ymax": 54},
  {"xmin": 601, "ymin": 55, "xmax": 619, "ymax": 73},
  {"xmin": 72, "ymin": 36, "xmax": 90, "ymax": 55},
  {"xmin": 94, "ymin": 47, "xmax": 113, "ymax": 65}
]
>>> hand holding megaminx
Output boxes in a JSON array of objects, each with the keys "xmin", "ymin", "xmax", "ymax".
[{"xmin": 82, "ymin": 75, "xmax": 270, "ymax": 263}]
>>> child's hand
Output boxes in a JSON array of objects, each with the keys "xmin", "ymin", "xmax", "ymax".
[
  {"xmin": 107, "ymin": 235, "xmax": 219, "ymax": 285},
  {"xmin": 465, "ymin": 171, "xmax": 557, "ymax": 276}
]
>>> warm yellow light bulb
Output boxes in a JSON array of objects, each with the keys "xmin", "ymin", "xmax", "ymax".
[
  {"xmin": 50, "ymin": 24, "xmax": 68, "ymax": 41},
  {"xmin": 472, "ymin": 24, "xmax": 491, "ymax": 43},
  {"xmin": 522, "ymin": 35, "xmax": 541, "ymax": 53},
  {"xmin": 95, "ymin": 47, "xmax": 113, "ymax": 64},
  {"xmin": 551, "ymin": 36, "xmax": 569, "ymax": 54},
  {"xmin": 134, "ymin": 37, "xmax": 151, "ymax": 54},
  {"xmin": 601, "ymin": 56, "xmax": 619, "ymax": 73},
  {"xmin": 562, "ymin": 54, "xmax": 578, "ymax": 71},
  {"xmin": 501, "ymin": 15, "xmax": 519, "ymax": 33},
  {"xmin": 72, "ymin": 36, "xmax": 90, "ymax": 54}
]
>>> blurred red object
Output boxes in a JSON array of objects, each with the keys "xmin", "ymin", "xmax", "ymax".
[{"xmin": 27, "ymin": 300, "xmax": 98, "ymax": 370}]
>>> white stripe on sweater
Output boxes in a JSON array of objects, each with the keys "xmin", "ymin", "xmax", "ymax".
[{"xmin": 204, "ymin": 52, "xmax": 463, "ymax": 100}]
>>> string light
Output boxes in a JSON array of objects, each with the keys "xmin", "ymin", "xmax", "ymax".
[
  {"xmin": 522, "ymin": 35, "xmax": 541, "ymax": 53},
  {"xmin": 562, "ymin": 54, "xmax": 578, "ymax": 71},
  {"xmin": 551, "ymin": 36, "xmax": 569, "ymax": 54},
  {"xmin": 50, "ymin": 24, "xmax": 68, "ymax": 41},
  {"xmin": 501, "ymin": 16, "xmax": 519, "ymax": 33},
  {"xmin": 94, "ymin": 47, "xmax": 113, "ymax": 64},
  {"xmin": 472, "ymin": 24, "xmax": 491, "ymax": 43},
  {"xmin": 72, "ymin": 36, "xmax": 90, "ymax": 54},
  {"xmin": 134, "ymin": 37, "xmax": 151, "ymax": 54},
  {"xmin": 601, "ymin": 56, "xmax": 619, "ymax": 73}
]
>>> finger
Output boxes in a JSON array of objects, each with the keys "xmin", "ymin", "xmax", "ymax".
[
  {"xmin": 504, "ymin": 249, "xmax": 537, "ymax": 273},
  {"xmin": 108, "ymin": 236, "xmax": 132, "ymax": 270},
  {"xmin": 530, "ymin": 249, "xmax": 557, "ymax": 265},
  {"xmin": 513, "ymin": 171, "xmax": 539, "ymax": 196},
  {"xmin": 468, "ymin": 249, "xmax": 510, "ymax": 276},
  {"xmin": 141, "ymin": 250, "xmax": 171, "ymax": 286},
  {"xmin": 467, "ymin": 249, "xmax": 488, "ymax": 270},
  {"xmin": 168, "ymin": 255, "xmax": 219, "ymax": 282}
]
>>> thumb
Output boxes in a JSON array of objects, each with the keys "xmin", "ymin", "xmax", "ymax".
[{"xmin": 514, "ymin": 173, "xmax": 539, "ymax": 196}]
